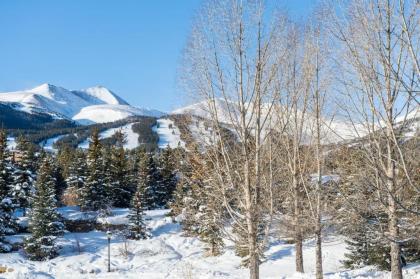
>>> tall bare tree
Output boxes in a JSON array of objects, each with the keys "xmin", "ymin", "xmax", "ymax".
[
  {"xmin": 330, "ymin": 1, "xmax": 419, "ymax": 278},
  {"xmin": 181, "ymin": 0, "xmax": 287, "ymax": 278}
]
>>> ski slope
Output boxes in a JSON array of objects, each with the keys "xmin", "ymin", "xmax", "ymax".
[
  {"xmin": 153, "ymin": 118, "xmax": 185, "ymax": 149},
  {"xmin": 39, "ymin": 135, "xmax": 66, "ymax": 152},
  {"xmin": 1, "ymin": 208, "xmax": 419, "ymax": 279},
  {"xmin": 78, "ymin": 123, "xmax": 140, "ymax": 149},
  {"xmin": 6, "ymin": 137, "xmax": 17, "ymax": 150}
]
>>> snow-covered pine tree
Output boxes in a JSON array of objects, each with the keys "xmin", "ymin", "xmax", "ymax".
[
  {"xmin": 127, "ymin": 180, "xmax": 148, "ymax": 240},
  {"xmin": 51, "ymin": 158, "xmax": 66, "ymax": 206},
  {"xmin": 109, "ymin": 130, "xmax": 132, "ymax": 207},
  {"xmin": 138, "ymin": 152, "xmax": 161, "ymax": 209},
  {"xmin": 0, "ymin": 129, "xmax": 11, "ymax": 200},
  {"xmin": 197, "ymin": 184, "xmax": 224, "ymax": 256},
  {"xmin": 80, "ymin": 129, "xmax": 108, "ymax": 211},
  {"xmin": 157, "ymin": 146, "xmax": 177, "ymax": 207},
  {"xmin": 170, "ymin": 172, "xmax": 190, "ymax": 218},
  {"xmin": 63, "ymin": 149, "xmax": 87, "ymax": 206},
  {"xmin": 101, "ymin": 145, "xmax": 113, "ymax": 203},
  {"xmin": 169, "ymin": 148, "xmax": 190, "ymax": 218},
  {"xmin": 11, "ymin": 135, "xmax": 36, "ymax": 216},
  {"xmin": 24, "ymin": 156, "xmax": 64, "ymax": 261},
  {"xmin": 179, "ymin": 148, "xmax": 206, "ymax": 236},
  {"xmin": 0, "ymin": 198, "xmax": 15, "ymax": 252},
  {"xmin": 0, "ymin": 129, "xmax": 17, "ymax": 252},
  {"xmin": 56, "ymin": 145, "xmax": 74, "ymax": 180}
]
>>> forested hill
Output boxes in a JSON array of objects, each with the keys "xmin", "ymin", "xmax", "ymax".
[{"xmin": 0, "ymin": 103, "xmax": 75, "ymax": 130}]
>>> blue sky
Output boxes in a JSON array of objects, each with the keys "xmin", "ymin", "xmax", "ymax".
[{"xmin": 0, "ymin": 0, "xmax": 318, "ymax": 112}]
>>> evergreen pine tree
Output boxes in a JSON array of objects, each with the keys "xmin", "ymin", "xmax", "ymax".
[
  {"xmin": 52, "ymin": 159, "xmax": 66, "ymax": 206},
  {"xmin": 169, "ymin": 148, "xmax": 190, "ymax": 218},
  {"xmin": 102, "ymin": 145, "xmax": 113, "ymax": 204},
  {"xmin": 11, "ymin": 135, "xmax": 36, "ymax": 216},
  {"xmin": 179, "ymin": 149, "xmax": 205, "ymax": 236},
  {"xmin": 0, "ymin": 129, "xmax": 12, "ymax": 199},
  {"xmin": 157, "ymin": 146, "xmax": 177, "ymax": 207},
  {"xmin": 24, "ymin": 156, "xmax": 64, "ymax": 260},
  {"xmin": 197, "ymin": 184, "xmax": 224, "ymax": 256},
  {"xmin": 138, "ymin": 152, "xmax": 161, "ymax": 209},
  {"xmin": 80, "ymin": 129, "xmax": 107, "ymax": 211},
  {"xmin": 56, "ymin": 145, "xmax": 74, "ymax": 180},
  {"xmin": 109, "ymin": 130, "xmax": 132, "ymax": 207},
  {"xmin": 127, "ymin": 182, "xmax": 148, "ymax": 240},
  {"xmin": 0, "ymin": 198, "xmax": 15, "ymax": 252},
  {"xmin": 63, "ymin": 150, "xmax": 87, "ymax": 206},
  {"xmin": 170, "ymin": 172, "xmax": 191, "ymax": 218},
  {"xmin": 0, "ymin": 130, "xmax": 17, "ymax": 252}
]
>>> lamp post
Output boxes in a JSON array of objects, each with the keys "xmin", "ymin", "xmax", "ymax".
[{"xmin": 106, "ymin": 230, "xmax": 112, "ymax": 272}]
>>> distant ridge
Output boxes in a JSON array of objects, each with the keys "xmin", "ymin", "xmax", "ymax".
[{"xmin": 0, "ymin": 83, "xmax": 164, "ymax": 124}]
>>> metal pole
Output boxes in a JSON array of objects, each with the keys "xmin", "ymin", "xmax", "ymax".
[{"xmin": 108, "ymin": 237, "xmax": 111, "ymax": 272}]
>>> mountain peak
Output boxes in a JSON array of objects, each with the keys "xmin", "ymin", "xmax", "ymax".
[
  {"xmin": 79, "ymin": 86, "xmax": 129, "ymax": 106},
  {"xmin": 30, "ymin": 83, "xmax": 59, "ymax": 92},
  {"xmin": 0, "ymin": 83, "xmax": 163, "ymax": 124}
]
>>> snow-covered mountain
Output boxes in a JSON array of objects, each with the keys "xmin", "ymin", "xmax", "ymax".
[
  {"xmin": 0, "ymin": 83, "xmax": 165, "ymax": 124},
  {"xmin": 173, "ymin": 100, "xmax": 419, "ymax": 144},
  {"xmin": 172, "ymin": 98, "xmax": 235, "ymax": 124}
]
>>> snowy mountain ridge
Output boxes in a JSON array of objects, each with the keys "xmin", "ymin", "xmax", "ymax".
[
  {"xmin": 0, "ymin": 83, "xmax": 165, "ymax": 124},
  {"xmin": 172, "ymin": 99, "xmax": 419, "ymax": 144}
]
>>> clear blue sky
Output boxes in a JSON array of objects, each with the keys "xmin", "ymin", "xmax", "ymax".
[{"xmin": 0, "ymin": 0, "xmax": 318, "ymax": 112}]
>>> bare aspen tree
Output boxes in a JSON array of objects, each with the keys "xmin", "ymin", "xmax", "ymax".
[
  {"xmin": 181, "ymin": 1, "xmax": 287, "ymax": 278},
  {"xmin": 330, "ymin": 1, "xmax": 419, "ymax": 278},
  {"xmin": 307, "ymin": 23, "xmax": 327, "ymax": 279},
  {"xmin": 274, "ymin": 22, "xmax": 312, "ymax": 274}
]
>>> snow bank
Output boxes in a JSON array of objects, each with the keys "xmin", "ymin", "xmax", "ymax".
[{"xmin": 1, "ymin": 209, "xmax": 418, "ymax": 278}]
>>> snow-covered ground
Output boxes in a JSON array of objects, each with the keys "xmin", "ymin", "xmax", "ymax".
[
  {"xmin": 6, "ymin": 137, "xmax": 17, "ymax": 150},
  {"xmin": 78, "ymin": 123, "xmax": 140, "ymax": 149},
  {"xmin": 1, "ymin": 209, "xmax": 419, "ymax": 279},
  {"xmin": 188, "ymin": 119, "xmax": 215, "ymax": 147},
  {"xmin": 153, "ymin": 118, "xmax": 185, "ymax": 149},
  {"xmin": 39, "ymin": 135, "xmax": 66, "ymax": 152}
]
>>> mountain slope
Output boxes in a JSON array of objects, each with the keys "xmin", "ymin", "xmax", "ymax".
[
  {"xmin": 73, "ymin": 104, "xmax": 164, "ymax": 125},
  {"xmin": 173, "ymin": 100, "xmax": 419, "ymax": 144},
  {"xmin": 0, "ymin": 83, "xmax": 164, "ymax": 124},
  {"xmin": 0, "ymin": 103, "xmax": 75, "ymax": 130}
]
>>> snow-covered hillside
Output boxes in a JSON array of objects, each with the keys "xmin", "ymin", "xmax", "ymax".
[
  {"xmin": 6, "ymin": 137, "xmax": 17, "ymax": 150},
  {"xmin": 78, "ymin": 123, "xmax": 141, "ymax": 149},
  {"xmin": 1, "ymin": 208, "xmax": 418, "ymax": 279},
  {"xmin": 73, "ymin": 105, "xmax": 163, "ymax": 125},
  {"xmin": 0, "ymin": 84, "xmax": 164, "ymax": 124},
  {"xmin": 40, "ymin": 135, "xmax": 67, "ymax": 152},
  {"xmin": 173, "ymin": 100, "xmax": 419, "ymax": 144},
  {"xmin": 152, "ymin": 118, "xmax": 186, "ymax": 149}
]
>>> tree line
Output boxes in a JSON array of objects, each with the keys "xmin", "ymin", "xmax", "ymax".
[
  {"xmin": 178, "ymin": 0, "xmax": 419, "ymax": 279},
  {"xmin": 0, "ymin": 128, "xmax": 181, "ymax": 260}
]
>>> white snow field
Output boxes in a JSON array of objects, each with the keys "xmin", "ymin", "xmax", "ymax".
[
  {"xmin": 78, "ymin": 123, "xmax": 140, "ymax": 149},
  {"xmin": 153, "ymin": 118, "xmax": 186, "ymax": 149},
  {"xmin": 6, "ymin": 137, "xmax": 17, "ymax": 150},
  {"xmin": 188, "ymin": 119, "xmax": 215, "ymax": 147},
  {"xmin": 73, "ymin": 104, "xmax": 164, "ymax": 125},
  {"xmin": 39, "ymin": 135, "xmax": 66, "ymax": 152},
  {"xmin": 173, "ymin": 100, "xmax": 419, "ymax": 144},
  {"xmin": 1, "ymin": 209, "xmax": 419, "ymax": 279}
]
